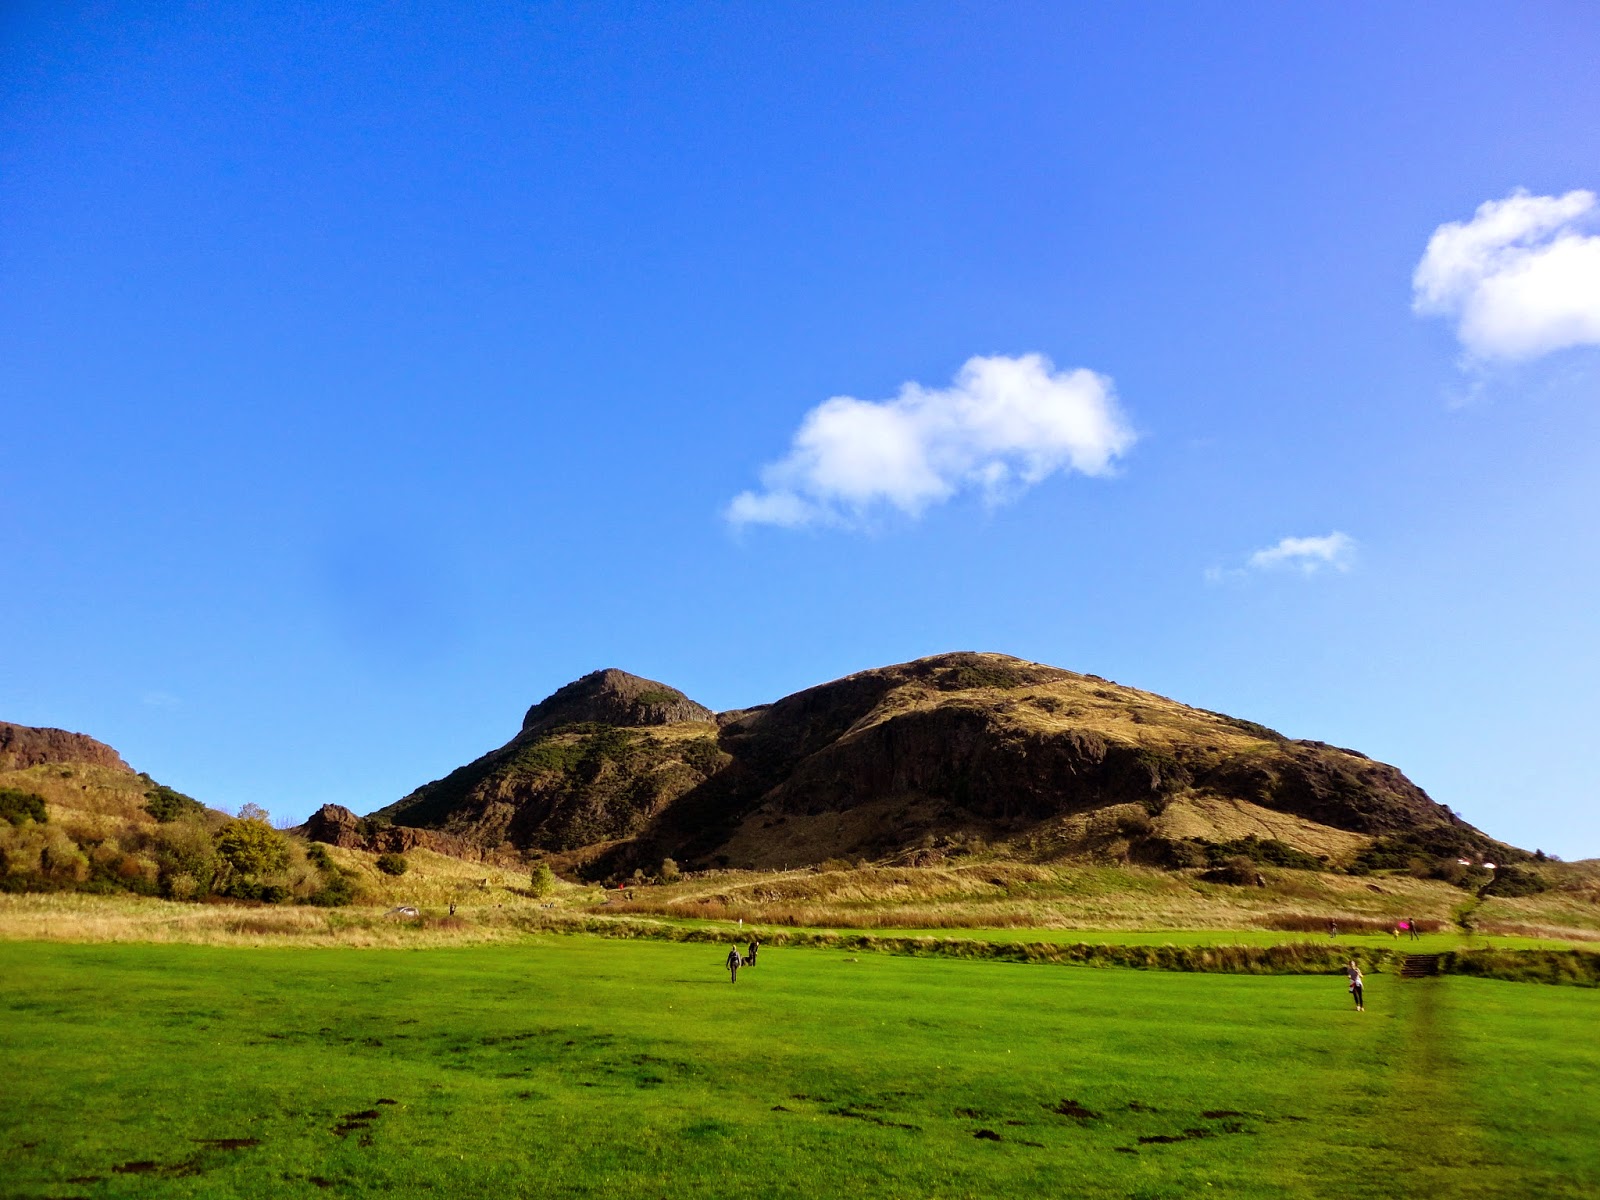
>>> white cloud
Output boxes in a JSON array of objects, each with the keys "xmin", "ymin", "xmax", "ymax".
[
  {"xmin": 727, "ymin": 353, "xmax": 1135, "ymax": 528},
  {"xmin": 1207, "ymin": 532, "xmax": 1357, "ymax": 582},
  {"xmin": 1413, "ymin": 189, "xmax": 1600, "ymax": 360}
]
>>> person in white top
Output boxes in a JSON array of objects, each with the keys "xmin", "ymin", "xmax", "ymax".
[{"xmin": 1347, "ymin": 960, "xmax": 1364, "ymax": 1011}]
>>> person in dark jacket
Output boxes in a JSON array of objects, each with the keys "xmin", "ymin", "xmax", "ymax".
[
  {"xmin": 726, "ymin": 945, "xmax": 742, "ymax": 983},
  {"xmin": 746, "ymin": 938, "xmax": 759, "ymax": 967}
]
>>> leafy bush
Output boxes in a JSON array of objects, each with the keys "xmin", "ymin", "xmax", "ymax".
[
  {"xmin": 1201, "ymin": 856, "xmax": 1263, "ymax": 886},
  {"xmin": 1147, "ymin": 835, "xmax": 1321, "ymax": 872},
  {"xmin": 143, "ymin": 784, "xmax": 204, "ymax": 823},
  {"xmin": 153, "ymin": 819, "xmax": 219, "ymax": 896},
  {"xmin": 1146, "ymin": 837, "xmax": 1210, "ymax": 869},
  {"xmin": 375, "ymin": 852, "xmax": 409, "ymax": 876},
  {"xmin": 216, "ymin": 820, "xmax": 291, "ymax": 877},
  {"xmin": 0, "ymin": 788, "xmax": 47, "ymax": 826},
  {"xmin": 1350, "ymin": 826, "xmax": 1525, "ymax": 885},
  {"xmin": 530, "ymin": 863, "xmax": 557, "ymax": 897},
  {"xmin": 305, "ymin": 843, "xmax": 334, "ymax": 871},
  {"xmin": 659, "ymin": 857, "xmax": 681, "ymax": 883},
  {"xmin": 1481, "ymin": 865, "xmax": 1548, "ymax": 898},
  {"xmin": 305, "ymin": 871, "xmax": 357, "ymax": 906},
  {"xmin": 1207, "ymin": 835, "xmax": 1323, "ymax": 871}
]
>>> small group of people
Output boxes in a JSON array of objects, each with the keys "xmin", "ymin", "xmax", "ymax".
[
  {"xmin": 725, "ymin": 938, "xmax": 759, "ymax": 983},
  {"xmin": 1394, "ymin": 917, "xmax": 1423, "ymax": 940}
]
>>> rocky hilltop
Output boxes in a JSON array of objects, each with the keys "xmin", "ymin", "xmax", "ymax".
[
  {"xmin": 371, "ymin": 653, "xmax": 1510, "ymax": 875},
  {"xmin": 1, "ymin": 722, "xmax": 130, "ymax": 772}
]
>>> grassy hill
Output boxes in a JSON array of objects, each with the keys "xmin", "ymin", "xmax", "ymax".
[{"xmin": 372, "ymin": 653, "xmax": 1520, "ymax": 882}]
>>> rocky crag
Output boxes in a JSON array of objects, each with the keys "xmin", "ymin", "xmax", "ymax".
[
  {"xmin": 1, "ymin": 722, "xmax": 130, "ymax": 772},
  {"xmin": 367, "ymin": 653, "xmax": 1514, "ymax": 876}
]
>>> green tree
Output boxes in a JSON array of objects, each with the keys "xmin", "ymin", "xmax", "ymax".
[
  {"xmin": 215, "ymin": 819, "xmax": 290, "ymax": 878},
  {"xmin": 530, "ymin": 864, "xmax": 557, "ymax": 898}
]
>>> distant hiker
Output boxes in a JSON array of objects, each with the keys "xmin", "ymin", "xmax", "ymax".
[
  {"xmin": 726, "ymin": 945, "xmax": 743, "ymax": 984},
  {"xmin": 747, "ymin": 938, "xmax": 759, "ymax": 967},
  {"xmin": 1328, "ymin": 920, "xmax": 1338, "ymax": 940},
  {"xmin": 1347, "ymin": 960, "xmax": 1364, "ymax": 1012},
  {"xmin": 449, "ymin": 901, "xmax": 456, "ymax": 916},
  {"xmin": 1410, "ymin": 918, "xmax": 1422, "ymax": 942}
]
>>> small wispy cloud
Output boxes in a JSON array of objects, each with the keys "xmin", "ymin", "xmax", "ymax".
[
  {"xmin": 726, "ymin": 353, "xmax": 1136, "ymax": 530},
  {"xmin": 141, "ymin": 691, "xmax": 181, "ymax": 709},
  {"xmin": 1413, "ymin": 188, "xmax": 1600, "ymax": 361},
  {"xmin": 1207, "ymin": 532, "xmax": 1356, "ymax": 582}
]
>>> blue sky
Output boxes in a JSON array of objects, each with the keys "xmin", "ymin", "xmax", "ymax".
[{"xmin": 3, "ymin": 3, "xmax": 1598, "ymax": 856}]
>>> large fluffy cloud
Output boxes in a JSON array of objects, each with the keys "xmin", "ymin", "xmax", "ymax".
[
  {"xmin": 1413, "ymin": 189, "xmax": 1600, "ymax": 360},
  {"xmin": 727, "ymin": 353, "xmax": 1135, "ymax": 529}
]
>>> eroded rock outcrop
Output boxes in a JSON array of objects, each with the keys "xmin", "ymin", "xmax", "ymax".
[{"xmin": 0, "ymin": 722, "xmax": 130, "ymax": 772}]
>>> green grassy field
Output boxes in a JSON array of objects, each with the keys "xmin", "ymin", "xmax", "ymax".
[
  {"xmin": 3, "ymin": 937, "xmax": 1597, "ymax": 1199},
  {"xmin": 631, "ymin": 915, "xmax": 1586, "ymax": 952}
]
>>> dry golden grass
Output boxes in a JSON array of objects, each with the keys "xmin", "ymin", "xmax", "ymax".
[
  {"xmin": 588, "ymin": 860, "xmax": 1546, "ymax": 933},
  {"xmin": 1, "ymin": 762, "xmax": 160, "ymax": 829},
  {"xmin": 4, "ymin": 858, "xmax": 1597, "ymax": 949},
  {"xmin": 1153, "ymin": 796, "xmax": 1369, "ymax": 859},
  {"xmin": 317, "ymin": 844, "xmax": 534, "ymax": 906}
]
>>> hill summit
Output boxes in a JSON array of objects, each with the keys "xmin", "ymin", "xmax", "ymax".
[
  {"xmin": 373, "ymin": 652, "xmax": 1509, "ymax": 876},
  {"xmin": 521, "ymin": 669, "xmax": 714, "ymax": 734}
]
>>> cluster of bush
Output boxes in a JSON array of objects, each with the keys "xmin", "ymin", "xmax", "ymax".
[
  {"xmin": 1141, "ymin": 832, "xmax": 1325, "ymax": 873},
  {"xmin": 0, "ymin": 786, "xmax": 367, "ymax": 906},
  {"xmin": 1346, "ymin": 827, "xmax": 1544, "ymax": 894}
]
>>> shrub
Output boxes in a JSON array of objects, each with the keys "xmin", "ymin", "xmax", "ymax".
[
  {"xmin": 375, "ymin": 852, "xmax": 409, "ymax": 876},
  {"xmin": 530, "ymin": 864, "xmax": 557, "ymax": 897},
  {"xmin": 1115, "ymin": 809, "xmax": 1154, "ymax": 839},
  {"xmin": 1201, "ymin": 856, "xmax": 1263, "ymax": 886},
  {"xmin": 0, "ymin": 788, "xmax": 47, "ymax": 826},
  {"xmin": 143, "ymin": 784, "xmax": 204, "ymax": 823},
  {"xmin": 305, "ymin": 870, "xmax": 357, "ymax": 906},
  {"xmin": 659, "ymin": 857, "xmax": 681, "ymax": 883},
  {"xmin": 216, "ymin": 819, "xmax": 291, "ymax": 877},
  {"xmin": 1147, "ymin": 837, "xmax": 1209, "ymax": 869},
  {"xmin": 305, "ymin": 843, "xmax": 334, "ymax": 871},
  {"xmin": 1481, "ymin": 865, "xmax": 1548, "ymax": 898},
  {"xmin": 1207, "ymin": 835, "xmax": 1323, "ymax": 872},
  {"xmin": 153, "ymin": 818, "xmax": 219, "ymax": 896}
]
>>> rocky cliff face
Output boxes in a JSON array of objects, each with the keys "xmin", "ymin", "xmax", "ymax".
[
  {"xmin": 375, "ymin": 653, "xmax": 1502, "ymax": 874},
  {"xmin": 0, "ymin": 722, "xmax": 130, "ymax": 772},
  {"xmin": 298, "ymin": 803, "xmax": 492, "ymax": 859}
]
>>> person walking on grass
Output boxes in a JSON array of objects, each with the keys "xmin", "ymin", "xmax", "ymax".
[
  {"xmin": 1410, "ymin": 917, "xmax": 1422, "ymax": 942},
  {"xmin": 1347, "ymin": 960, "xmax": 1364, "ymax": 1012},
  {"xmin": 726, "ymin": 944, "xmax": 743, "ymax": 984},
  {"xmin": 1328, "ymin": 919, "xmax": 1338, "ymax": 940},
  {"xmin": 747, "ymin": 937, "xmax": 759, "ymax": 967}
]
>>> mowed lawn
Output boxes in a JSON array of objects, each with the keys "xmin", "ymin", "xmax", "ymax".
[{"xmin": 1, "ymin": 938, "xmax": 1596, "ymax": 1199}]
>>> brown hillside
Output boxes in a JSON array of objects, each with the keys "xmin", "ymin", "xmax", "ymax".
[{"xmin": 371, "ymin": 653, "xmax": 1504, "ymax": 876}]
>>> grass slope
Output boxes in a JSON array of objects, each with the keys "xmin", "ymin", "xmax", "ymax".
[{"xmin": 2, "ymin": 939, "xmax": 1597, "ymax": 1198}]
